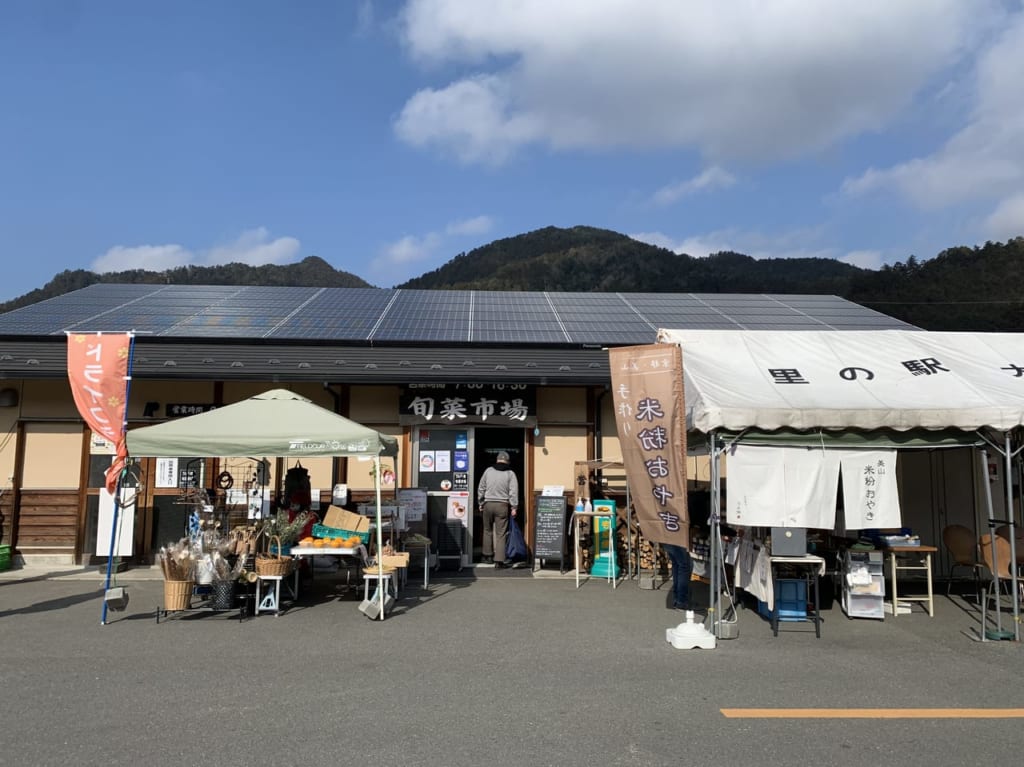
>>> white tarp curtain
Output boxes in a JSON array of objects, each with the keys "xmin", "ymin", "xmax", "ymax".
[
  {"xmin": 725, "ymin": 444, "xmax": 901, "ymax": 530},
  {"xmin": 656, "ymin": 329, "xmax": 1024, "ymax": 433},
  {"xmin": 725, "ymin": 445, "xmax": 840, "ymax": 528}
]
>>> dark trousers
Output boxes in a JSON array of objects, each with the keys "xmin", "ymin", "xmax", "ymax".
[
  {"xmin": 664, "ymin": 544, "xmax": 693, "ymax": 608},
  {"xmin": 482, "ymin": 501, "xmax": 510, "ymax": 563}
]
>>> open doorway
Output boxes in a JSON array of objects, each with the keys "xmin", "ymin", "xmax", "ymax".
[{"xmin": 472, "ymin": 427, "xmax": 525, "ymax": 562}]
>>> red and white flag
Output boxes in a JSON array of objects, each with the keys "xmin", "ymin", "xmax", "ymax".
[
  {"xmin": 67, "ymin": 333, "xmax": 133, "ymax": 493},
  {"xmin": 609, "ymin": 344, "xmax": 689, "ymax": 548}
]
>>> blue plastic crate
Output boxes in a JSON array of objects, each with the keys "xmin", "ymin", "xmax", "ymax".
[{"xmin": 758, "ymin": 578, "xmax": 807, "ymax": 622}]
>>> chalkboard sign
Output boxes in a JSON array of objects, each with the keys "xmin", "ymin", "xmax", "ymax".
[{"xmin": 533, "ymin": 494, "xmax": 568, "ymax": 572}]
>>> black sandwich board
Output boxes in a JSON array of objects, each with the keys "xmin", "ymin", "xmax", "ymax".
[{"xmin": 532, "ymin": 494, "xmax": 568, "ymax": 573}]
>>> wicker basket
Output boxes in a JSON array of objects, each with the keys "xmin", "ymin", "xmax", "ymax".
[
  {"xmin": 256, "ymin": 536, "xmax": 294, "ymax": 577},
  {"xmin": 163, "ymin": 579, "xmax": 194, "ymax": 611}
]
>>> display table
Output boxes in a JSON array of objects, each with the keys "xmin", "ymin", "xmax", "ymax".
[
  {"xmin": 768, "ymin": 554, "xmax": 825, "ymax": 638},
  {"xmin": 573, "ymin": 509, "xmax": 618, "ymax": 588},
  {"xmin": 290, "ymin": 545, "xmax": 367, "ymax": 591},
  {"xmin": 884, "ymin": 545, "xmax": 936, "ymax": 618}
]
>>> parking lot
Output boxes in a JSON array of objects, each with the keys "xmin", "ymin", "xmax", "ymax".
[{"xmin": 2, "ymin": 568, "xmax": 1023, "ymax": 767}]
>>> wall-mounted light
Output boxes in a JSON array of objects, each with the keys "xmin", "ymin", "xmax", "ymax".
[{"xmin": 0, "ymin": 388, "xmax": 18, "ymax": 407}]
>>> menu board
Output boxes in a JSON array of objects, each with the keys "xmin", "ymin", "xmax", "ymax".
[
  {"xmin": 533, "ymin": 494, "xmax": 567, "ymax": 570},
  {"xmin": 397, "ymin": 488, "xmax": 428, "ymax": 522}
]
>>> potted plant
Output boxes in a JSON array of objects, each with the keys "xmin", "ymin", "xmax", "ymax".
[{"xmin": 262, "ymin": 509, "xmax": 314, "ymax": 554}]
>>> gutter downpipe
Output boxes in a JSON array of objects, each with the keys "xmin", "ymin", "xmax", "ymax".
[{"xmin": 323, "ymin": 382, "xmax": 344, "ymax": 488}]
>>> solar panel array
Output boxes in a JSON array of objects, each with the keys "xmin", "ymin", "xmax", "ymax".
[{"xmin": 0, "ymin": 284, "xmax": 914, "ymax": 342}]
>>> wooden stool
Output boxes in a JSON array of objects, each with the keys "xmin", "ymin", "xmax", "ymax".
[{"xmin": 363, "ymin": 566, "xmax": 398, "ymax": 603}]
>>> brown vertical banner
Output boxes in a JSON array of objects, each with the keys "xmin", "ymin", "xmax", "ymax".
[{"xmin": 609, "ymin": 344, "xmax": 688, "ymax": 548}]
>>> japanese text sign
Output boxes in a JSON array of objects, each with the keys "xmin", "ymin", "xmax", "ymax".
[
  {"xmin": 400, "ymin": 384, "xmax": 535, "ymax": 426},
  {"xmin": 609, "ymin": 344, "xmax": 689, "ymax": 548}
]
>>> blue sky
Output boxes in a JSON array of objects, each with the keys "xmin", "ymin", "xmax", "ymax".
[{"xmin": 1, "ymin": 0, "xmax": 1023, "ymax": 302}]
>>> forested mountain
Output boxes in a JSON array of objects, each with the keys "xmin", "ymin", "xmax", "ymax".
[
  {"xmin": 0, "ymin": 256, "xmax": 370, "ymax": 313},
  {"xmin": 846, "ymin": 238, "xmax": 1024, "ymax": 331},
  {"xmin": 399, "ymin": 226, "xmax": 859, "ymax": 295},
  {"xmin": 3, "ymin": 227, "xmax": 1023, "ymax": 331}
]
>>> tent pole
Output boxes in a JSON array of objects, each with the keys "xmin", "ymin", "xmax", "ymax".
[
  {"xmin": 100, "ymin": 473, "xmax": 124, "ymax": 626},
  {"xmin": 980, "ymin": 448, "xmax": 1000, "ymax": 640},
  {"xmin": 101, "ymin": 332, "xmax": 136, "ymax": 626},
  {"xmin": 709, "ymin": 432, "xmax": 720, "ymax": 638},
  {"xmin": 1004, "ymin": 433, "xmax": 1020, "ymax": 641},
  {"xmin": 375, "ymin": 455, "xmax": 385, "ymax": 621}
]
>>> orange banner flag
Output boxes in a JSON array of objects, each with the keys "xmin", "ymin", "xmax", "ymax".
[
  {"xmin": 67, "ymin": 333, "xmax": 133, "ymax": 493},
  {"xmin": 609, "ymin": 344, "xmax": 689, "ymax": 548}
]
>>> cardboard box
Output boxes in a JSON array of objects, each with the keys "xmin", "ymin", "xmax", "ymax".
[
  {"xmin": 381, "ymin": 553, "xmax": 410, "ymax": 568},
  {"xmin": 322, "ymin": 505, "xmax": 370, "ymax": 533}
]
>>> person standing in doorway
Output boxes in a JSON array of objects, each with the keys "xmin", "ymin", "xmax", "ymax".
[{"xmin": 477, "ymin": 451, "xmax": 519, "ymax": 569}]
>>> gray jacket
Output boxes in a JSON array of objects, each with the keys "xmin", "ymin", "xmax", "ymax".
[{"xmin": 477, "ymin": 466, "xmax": 519, "ymax": 508}]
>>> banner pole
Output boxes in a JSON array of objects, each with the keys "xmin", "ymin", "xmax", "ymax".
[{"xmin": 100, "ymin": 333, "xmax": 136, "ymax": 626}]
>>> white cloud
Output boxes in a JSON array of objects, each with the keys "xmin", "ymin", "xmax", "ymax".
[
  {"xmin": 983, "ymin": 195, "xmax": 1024, "ymax": 242},
  {"xmin": 371, "ymin": 214, "xmax": 495, "ymax": 283},
  {"xmin": 92, "ymin": 244, "xmax": 193, "ymax": 273},
  {"xmin": 446, "ymin": 215, "xmax": 494, "ymax": 236},
  {"xmin": 91, "ymin": 228, "xmax": 302, "ymax": 274},
  {"xmin": 839, "ymin": 250, "xmax": 885, "ymax": 270},
  {"xmin": 631, "ymin": 226, "xmax": 837, "ymax": 261},
  {"xmin": 396, "ymin": 0, "xmax": 992, "ymax": 164},
  {"xmin": 631, "ymin": 231, "xmax": 727, "ymax": 259},
  {"xmin": 381, "ymin": 232, "xmax": 443, "ymax": 266},
  {"xmin": 842, "ymin": 12, "xmax": 1024, "ymax": 215},
  {"xmin": 394, "ymin": 75, "xmax": 543, "ymax": 165},
  {"xmin": 651, "ymin": 167, "xmax": 736, "ymax": 207},
  {"xmin": 203, "ymin": 227, "xmax": 300, "ymax": 267},
  {"xmin": 355, "ymin": 0, "xmax": 375, "ymax": 36}
]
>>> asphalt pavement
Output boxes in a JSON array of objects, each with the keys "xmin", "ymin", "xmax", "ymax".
[{"xmin": 2, "ymin": 566, "xmax": 1024, "ymax": 767}]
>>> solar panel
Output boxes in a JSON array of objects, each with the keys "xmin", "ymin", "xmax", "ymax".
[
  {"xmin": 370, "ymin": 290, "xmax": 473, "ymax": 342},
  {"xmin": 0, "ymin": 284, "xmax": 914, "ymax": 343}
]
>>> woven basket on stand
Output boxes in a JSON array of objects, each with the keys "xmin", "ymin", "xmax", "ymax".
[
  {"xmin": 256, "ymin": 535, "xmax": 294, "ymax": 577},
  {"xmin": 163, "ymin": 579, "xmax": 195, "ymax": 611}
]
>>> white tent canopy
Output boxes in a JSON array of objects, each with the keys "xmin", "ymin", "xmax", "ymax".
[{"xmin": 656, "ymin": 329, "xmax": 1024, "ymax": 433}]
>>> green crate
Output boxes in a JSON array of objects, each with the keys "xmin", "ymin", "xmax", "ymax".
[
  {"xmin": 0, "ymin": 544, "xmax": 11, "ymax": 571},
  {"xmin": 311, "ymin": 524, "xmax": 370, "ymax": 544}
]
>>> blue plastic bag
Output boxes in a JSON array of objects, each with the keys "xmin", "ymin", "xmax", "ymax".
[{"xmin": 507, "ymin": 518, "xmax": 527, "ymax": 561}]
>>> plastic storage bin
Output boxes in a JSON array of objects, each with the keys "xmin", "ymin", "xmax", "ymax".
[{"xmin": 757, "ymin": 578, "xmax": 808, "ymax": 621}]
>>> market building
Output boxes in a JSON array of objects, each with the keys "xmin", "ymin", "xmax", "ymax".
[{"xmin": 0, "ymin": 284, "xmax": 916, "ymax": 569}]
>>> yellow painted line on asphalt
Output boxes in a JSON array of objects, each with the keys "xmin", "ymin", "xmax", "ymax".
[{"xmin": 721, "ymin": 708, "xmax": 1024, "ymax": 719}]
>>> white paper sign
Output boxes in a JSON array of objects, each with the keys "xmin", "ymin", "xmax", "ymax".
[
  {"xmin": 446, "ymin": 492, "xmax": 470, "ymax": 528},
  {"xmin": 434, "ymin": 451, "xmax": 451, "ymax": 472},
  {"xmin": 155, "ymin": 458, "xmax": 178, "ymax": 488},
  {"xmin": 397, "ymin": 488, "xmax": 428, "ymax": 522}
]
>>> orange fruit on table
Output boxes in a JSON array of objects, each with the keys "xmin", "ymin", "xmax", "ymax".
[{"xmin": 313, "ymin": 539, "xmax": 326, "ymax": 548}]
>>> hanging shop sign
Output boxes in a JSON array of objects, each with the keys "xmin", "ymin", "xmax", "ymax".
[
  {"xmin": 400, "ymin": 384, "xmax": 536, "ymax": 426},
  {"xmin": 166, "ymin": 403, "xmax": 218, "ymax": 418}
]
